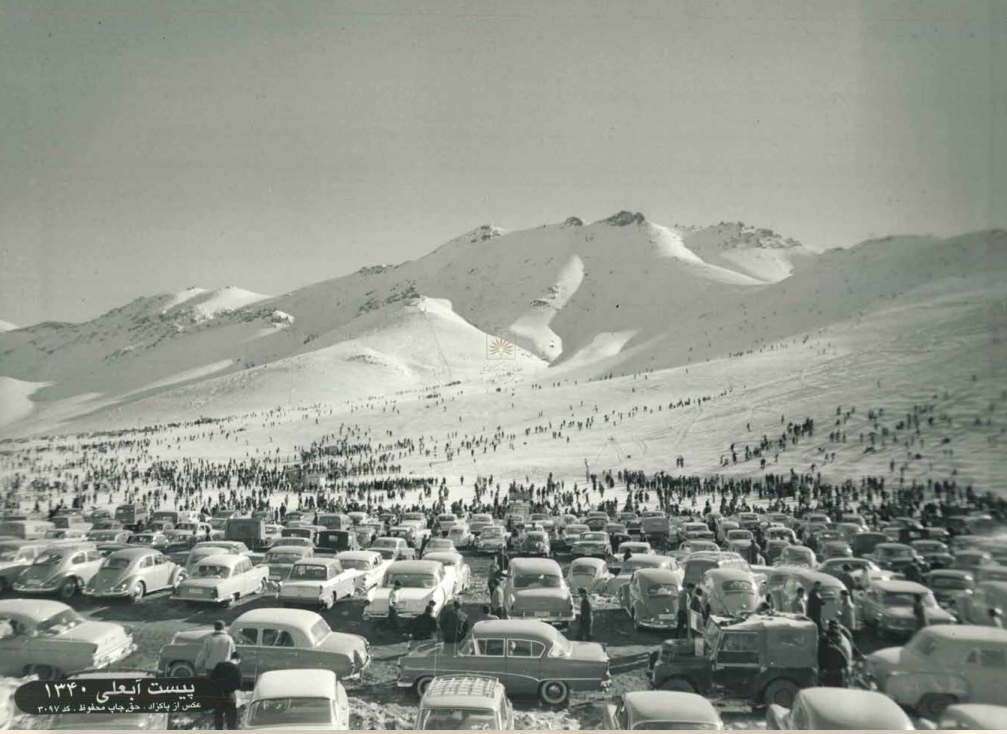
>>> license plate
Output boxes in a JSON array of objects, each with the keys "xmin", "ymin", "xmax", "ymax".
[
  {"xmin": 535, "ymin": 611, "xmax": 551, "ymax": 618},
  {"xmin": 659, "ymin": 614, "xmax": 674, "ymax": 620}
]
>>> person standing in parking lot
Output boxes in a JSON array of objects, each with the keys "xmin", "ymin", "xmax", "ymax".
[
  {"xmin": 209, "ymin": 650, "xmax": 242, "ymax": 730},
  {"xmin": 195, "ymin": 620, "xmax": 235, "ymax": 674},
  {"xmin": 577, "ymin": 588, "xmax": 593, "ymax": 641}
]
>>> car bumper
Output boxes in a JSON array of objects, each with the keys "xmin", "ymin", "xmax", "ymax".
[
  {"xmin": 170, "ymin": 591, "xmax": 222, "ymax": 603},
  {"xmin": 93, "ymin": 638, "xmax": 138, "ymax": 669},
  {"xmin": 509, "ymin": 610, "xmax": 575, "ymax": 625},
  {"xmin": 12, "ymin": 582, "xmax": 60, "ymax": 594},
  {"xmin": 635, "ymin": 616, "xmax": 678, "ymax": 630},
  {"xmin": 83, "ymin": 587, "xmax": 132, "ymax": 598}
]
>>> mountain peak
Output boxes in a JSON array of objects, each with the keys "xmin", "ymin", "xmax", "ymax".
[{"xmin": 601, "ymin": 210, "xmax": 646, "ymax": 227}]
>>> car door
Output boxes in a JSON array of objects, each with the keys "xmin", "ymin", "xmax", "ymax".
[
  {"xmin": 714, "ymin": 631, "xmax": 761, "ymax": 692},
  {"xmin": 467, "ymin": 637, "xmax": 508, "ymax": 688},
  {"xmin": 150, "ymin": 553, "xmax": 171, "ymax": 588},
  {"xmin": 232, "ymin": 625, "xmax": 262, "ymax": 682},
  {"xmin": 961, "ymin": 644, "xmax": 1007, "ymax": 704},
  {"xmin": 257, "ymin": 626, "xmax": 302, "ymax": 675},
  {"xmin": 505, "ymin": 638, "xmax": 547, "ymax": 695}
]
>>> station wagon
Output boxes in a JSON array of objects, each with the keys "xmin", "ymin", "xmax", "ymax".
[
  {"xmin": 160, "ymin": 607, "xmax": 370, "ymax": 682},
  {"xmin": 416, "ymin": 675, "xmax": 514, "ymax": 730},
  {"xmin": 397, "ymin": 619, "xmax": 610, "ymax": 705}
]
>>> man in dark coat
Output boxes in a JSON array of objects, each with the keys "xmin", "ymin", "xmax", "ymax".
[
  {"xmin": 439, "ymin": 600, "xmax": 469, "ymax": 643},
  {"xmin": 576, "ymin": 588, "xmax": 593, "ymax": 641},
  {"xmin": 410, "ymin": 601, "xmax": 439, "ymax": 641},
  {"xmin": 807, "ymin": 581, "xmax": 824, "ymax": 630},
  {"xmin": 817, "ymin": 620, "xmax": 851, "ymax": 687},
  {"xmin": 209, "ymin": 650, "xmax": 243, "ymax": 730}
]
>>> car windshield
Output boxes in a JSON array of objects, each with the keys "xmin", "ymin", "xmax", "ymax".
[
  {"xmin": 197, "ymin": 564, "xmax": 231, "ymax": 578},
  {"xmin": 373, "ymin": 540, "xmax": 397, "ymax": 549},
  {"xmin": 246, "ymin": 698, "xmax": 334, "ymax": 727},
  {"xmin": 648, "ymin": 584, "xmax": 677, "ymax": 597},
  {"xmin": 101, "ymin": 557, "xmax": 132, "ymax": 570},
  {"xmin": 728, "ymin": 531, "xmax": 753, "ymax": 540},
  {"xmin": 33, "ymin": 553, "xmax": 63, "ymax": 566},
  {"xmin": 387, "ymin": 573, "xmax": 436, "ymax": 589},
  {"xmin": 582, "ymin": 533, "xmax": 608, "ymax": 542},
  {"xmin": 514, "ymin": 573, "xmax": 561, "ymax": 589},
  {"xmin": 482, "ymin": 528, "xmax": 503, "ymax": 537},
  {"xmin": 340, "ymin": 559, "xmax": 371, "ymax": 571},
  {"xmin": 570, "ymin": 563, "xmax": 598, "ymax": 576},
  {"xmin": 292, "ymin": 565, "xmax": 328, "ymax": 580},
  {"xmin": 417, "ymin": 708, "xmax": 497, "ymax": 730},
  {"xmin": 930, "ymin": 577, "xmax": 969, "ymax": 589},
  {"xmin": 267, "ymin": 552, "xmax": 303, "ymax": 564},
  {"xmin": 36, "ymin": 609, "xmax": 84, "ymax": 636}
]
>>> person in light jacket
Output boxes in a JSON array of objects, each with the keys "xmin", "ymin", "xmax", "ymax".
[{"xmin": 195, "ymin": 620, "xmax": 236, "ymax": 674}]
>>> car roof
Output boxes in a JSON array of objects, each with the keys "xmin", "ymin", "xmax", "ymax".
[
  {"xmin": 107, "ymin": 547, "xmax": 158, "ymax": 559},
  {"xmin": 920, "ymin": 624, "xmax": 1007, "ymax": 644},
  {"xmin": 421, "ymin": 675, "xmax": 504, "ymax": 709},
  {"xmin": 873, "ymin": 579, "xmax": 928, "ymax": 592},
  {"xmin": 0, "ymin": 599, "xmax": 71, "ymax": 619},
  {"xmin": 706, "ymin": 568, "xmax": 754, "ymax": 581},
  {"xmin": 267, "ymin": 545, "xmax": 312, "ymax": 555},
  {"xmin": 623, "ymin": 691, "xmax": 720, "ymax": 724},
  {"xmin": 798, "ymin": 687, "xmax": 911, "ymax": 728},
  {"xmin": 199, "ymin": 554, "xmax": 245, "ymax": 568},
  {"xmin": 293, "ymin": 557, "xmax": 340, "ymax": 568},
  {"xmin": 929, "ymin": 569, "xmax": 973, "ymax": 578},
  {"xmin": 877, "ymin": 542, "xmax": 912, "ymax": 549},
  {"xmin": 236, "ymin": 608, "xmax": 321, "ymax": 628},
  {"xmin": 509, "ymin": 558, "xmax": 561, "ymax": 573},
  {"xmin": 252, "ymin": 669, "xmax": 338, "ymax": 701},
  {"xmin": 625, "ymin": 554, "xmax": 675, "ymax": 567},
  {"xmin": 570, "ymin": 557, "xmax": 607, "ymax": 568},
  {"xmin": 388, "ymin": 560, "xmax": 442, "ymax": 574},
  {"xmin": 943, "ymin": 703, "xmax": 1007, "ymax": 728},
  {"xmin": 423, "ymin": 551, "xmax": 462, "ymax": 563},
  {"xmin": 636, "ymin": 568, "xmax": 682, "ymax": 584},
  {"xmin": 471, "ymin": 619, "xmax": 560, "ymax": 641},
  {"xmin": 336, "ymin": 550, "xmax": 381, "ymax": 561}
]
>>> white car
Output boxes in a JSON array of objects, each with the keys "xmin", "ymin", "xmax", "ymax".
[
  {"xmin": 447, "ymin": 524, "xmax": 473, "ymax": 549},
  {"xmin": 335, "ymin": 550, "xmax": 389, "ymax": 592},
  {"xmin": 364, "ymin": 560, "xmax": 454, "ymax": 620},
  {"xmin": 422, "ymin": 538, "xmax": 456, "ymax": 557},
  {"xmin": 171, "ymin": 553, "xmax": 269, "ymax": 607},
  {"xmin": 422, "ymin": 551, "xmax": 471, "ymax": 596},
  {"xmin": 278, "ymin": 557, "xmax": 357, "ymax": 610},
  {"xmin": 244, "ymin": 669, "xmax": 349, "ymax": 730}
]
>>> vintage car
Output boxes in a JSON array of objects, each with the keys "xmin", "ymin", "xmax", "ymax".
[
  {"xmin": 243, "ymin": 668, "xmax": 349, "ymax": 730},
  {"xmin": 446, "ymin": 523, "xmax": 473, "ymax": 549},
  {"xmin": 346, "ymin": 511, "xmax": 371, "ymax": 526},
  {"xmin": 774, "ymin": 568, "xmax": 847, "ymax": 620},
  {"xmin": 701, "ymin": 568, "xmax": 760, "ymax": 617},
  {"xmin": 866, "ymin": 625, "xmax": 1007, "ymax": 718},
  {"xmin": 316, "ymin": 513, "xmax": 353, "ymax": 531},
  {"xmin": 518, "ymin": 530, "xmax": 552, "ymax": 558},
  {"xmin": 397, "ymin": 619, "xmax": 610, "ymax": 704},
  {"xmin": 0, "ymin": 599, "xmax": 135, "ymax": 678},
  {"xmin": 775, "ymin": 545, "xmax": 817, "ymax": 569},
  {"xmin": 416, "ymin": 675, "xmax": 514, "ymax": 730},
  {"xmin": 423, "ymin": 551, "xmax": 471, "ymax": 596},
  {"xmin": 422, "ymin": 538, "xmax": 457, "ymax": 557},
  {"xmin": 562, "ymin": 523, "xmax": 590, "ymax": 544},
  {"xmin": 939, "ymin": 703, "xmax": 1007, "ymax": 730},
  {"xmin": 818, "ymin": 556, "xmax": 879, "ymax": 577},
  {"xmin": 400, "ymin": 512, "xmax": 425, "ymax": 528},
  {"xmin": 567, "ymin": 557, "xmax": 613, "ymax": 594},
  {"xmin": 953, "ymin": 549, "xmax": 997, "ymax": 576},
  {"xmin": 682, "ymin": 553, "xmax": 750, "ymax": 589},
  {"xmin": 724, "ymin": 529, "xmax": 755, "ymax": 555},
  {"xmin": 650, "ymin": 613, "xmax": 817, "ymax": 707},
  {"xmin": 912, "ymin": 538, "xmax": 950, "ymax": 563},
  {"xmin": 263, "ymin": 545, "xmax": 314, "ymax": 582},
  {"xmin": 43, "ymin": 670, "xmax": 170, "ymax": 730},
  {"xmin": 954, "ymin": 580, "xmax": 1007, "ymax": 626},
  {"xmin": 0, "ymin": 540, "xmax": 51, "ymax": 593},
  {"xmin": 859, "ymin": 578, "xmax": 955, "ymax": 635},
  {"xmin": 354, "ymin": 521, "xmax": 381, "ymax": 547},
  {"xmin": 607, "ymin": 555, "xmax": 679, "ymax": 596},
  {"xmin": 819, "ymin": 539, "xmax": 854, "ymax": 561},
  {"xmin": 836, "ymin": 522, "xmax": 867, "ymax": 542},
  {"xmin": 334, "ymin": 550, "xmax": 388, "ymax": 592},
  {"xmin": 851, "ymin": 531, "xmax": 889, "ymax": 558},
  {"xmin": 503, "ymin": 557, "xmax": 575, "ymax": 625},
  {"xmin": 126, "ymin": 531, "xmax": 170, "ymax": 551},
  {"xmin": 113, "ymin": 504, "xmax": 150, "ymax": 529},
  {"xmin": 370, "ymin": 536, "xmax": 416, "ymax": 561},
  {"xmin": 571, "ymin": 531, "xmax": 612, "ymax": 559},
  {"xmin": 83, "ymin": 547, "xmax": 185, "ymax": 602},
  {"xmin": 620, "ymin": 567, "xmax": 683, "ymax": 631},
  {"xmin": 13, "ymin": 545, "xmax": 103, "ymax": 599},
  {"xmin": 435, "ymin": 513, "xmax": 459, "ymax": 536},
  {"xmin": 617, "ymin": 540, "xmax": 653, "ymax": 557},
  {"xmin": 605, "ymin": 690, "xmax": 723, "ymax": 730},
  {"xmin": 278, "ymin": 557, "xmax": 357, "ymax": 609},
  {"xmin": 391, "ymin": 524, "xmax": 421, "ymax": 548},
  {"xmin": 364, "ymin": 559, "xmax": 454, "ymax": 620},
  {"xmin": 927, "ymin": 569, "xmax": 976, "ymax": 608},
  {"xmin": 475, "ymin": 525, "xmax": 509, "ymax": 554},
  {"xmin": 86, "ymin": 529, "xmax": 131, "ymax": 544},
  {"xmin": 764, "ymin": 539, "xmax": 791, "ymax": 564},
  {"xmin": 766, "ymin": 686, "xmax": 914, "ymax": 730},
  {"xmin": 42, "ymin": 528, "xmax": 91, "ymax": 545},
  {"xmin": 679, "ymin": 522, "xmax": 714, "ymax": 545},
  {"xmin": 160, "ymin": 608, "xmax": 370, "ymax": 681},
  {"xmin": 870, "ymin": 542, "xmax": 922, "ymax": 569},
  {"xmin": 171, "ymin": 553, "xmax": 270, "ymax": 607},
  {"xmin": 314, "ymin": 530, "xmax": 359, "ymax": 556}
]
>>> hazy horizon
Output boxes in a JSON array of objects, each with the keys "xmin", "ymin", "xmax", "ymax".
[{"xmin": 2, "ymin": 0, "xmax": 1004, "ymax": 326}]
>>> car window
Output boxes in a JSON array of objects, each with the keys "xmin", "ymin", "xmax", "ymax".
[
  {"xmin": 154, "ymin": 554, "xmax": 166, "ymax": 565},
  {"xmin": 717, "ymin": 632, "xmax": 760, "ymax": 665},
  {"xmin": 71, "ymin": 553, "xmax": 85, "ymax": 565},
  {"xmin": 508, "ymin": 639, "xmax": 545, "ymax": 657},
  {"xmin": 966, "ymin": 648, "xmax": 1007, "ymax": 669},
  {"xmin": 236, "ymin": 627, "xmax": 259, "ymax": 645},
  {"xmin": 476, "ymin": 639, "xmax": 505, "ymax": 656},
  {"xmin": 139, "ymin": 555, "xmax": 154, "ymax": 568}
]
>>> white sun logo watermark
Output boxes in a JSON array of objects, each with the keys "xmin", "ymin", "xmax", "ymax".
[{"xmin": 486, "ymin": 336, "xmax": 516, "ymax": 360}]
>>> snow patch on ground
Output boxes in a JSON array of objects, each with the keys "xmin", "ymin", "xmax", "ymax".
[
  {"xmin": 160, "ymin": 286, "xmax": 208, "ymax": 312},
  {"xmin": 0, "ymin": 319, "xmax": 18, "ymax": 333},
  {"xmin": 0, "ymin": 377, "xmax": 49, "ymax": 428},
  {"xmin": 507, "ymin": 254, "xmax": 585, "ymax": 360}
]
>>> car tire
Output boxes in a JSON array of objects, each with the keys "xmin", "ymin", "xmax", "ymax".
[
  {"xmin": 659, "ymin": 678, "xmax": 695, "ymax": 693},
  {"xmin": 130, "ymin": 581, "xmax": 146, "ymax": 604},
  {"xmin": 413, "ymin": 676, "xmax": 434, "ymax": 697},
  {"xmin": 167, "ymin": 661, "xmax": 196, "ymax": 678},
  {"xmin": 58, "ymin": 577, "xmax": 79, "ymax": 600},
  {"xmin": 539, "ymin": 680, "xmax": 570, "ymax": 706},
  {"xmin": 763, "ymin": 679, "xmax": 799, "ymax": 708},
  {"xmin": 257, "ymin": 578, "xmax": 267, "ymax": 594},
  {"xmin": 918, "ymin": 694, "xmax": 956, "ymax": 720}
]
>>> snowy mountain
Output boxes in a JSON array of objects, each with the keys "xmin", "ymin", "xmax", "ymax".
[
  {"xmin": 0, "ymin": 213, "xmax": 1004, "ymax": 436},
  {"xmin": 0, "ymin": 320, "xmax": 17, "ymax": 333}
]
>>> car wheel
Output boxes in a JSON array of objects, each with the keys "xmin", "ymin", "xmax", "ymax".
[
  {"xmin": 918, "ymin": 694, "xmax": 956, "ymax": 720},
  {"xmin": 172, "ymin": 570, "xmax": 187, "ymax": 589},
  {"xmin": 257, "ymin": 578, "xmax": 267, "ymax": 594},
  {"xmin": 539, "ymin": 680, "xmax": 570, "ymax": 706},
  {"xmin": 413, "ymin": 676, "xmax": 434, "ymax": 697},
  {"xmin": 58, "ymin": 577, "xmax": 79, "ymax": 600},
  {"xmin": 167, "ymin": 661, "xmax": 196, "ymax": 678},
  {"xmin": 659, "ymin": 678, "xmax": 695, "ymax": 693},
  {"xmin": 130, "ymin": 581, "xmax": 146, "ymax": 604},
  {"xmin": 763, "ymin": 679, "xmax": 799, "ymax": 708}
]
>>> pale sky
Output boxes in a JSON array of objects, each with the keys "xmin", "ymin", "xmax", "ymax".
[{"xmin": 1, "ymin": 0, "xmax": 1004, "ymax": 326}]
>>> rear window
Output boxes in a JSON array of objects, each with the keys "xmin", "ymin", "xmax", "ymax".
[{"xmin": 722, "ymin": 580, "xmax": 754, "ymax": 593}]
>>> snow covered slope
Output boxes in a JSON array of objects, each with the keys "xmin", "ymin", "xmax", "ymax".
[
  {"xmin": 682, "ymin": 222, "xmax": 818, "ymax": 283},
  {"xmin": 0, "ymin": 320, "xmax": 17, "ymax": 333}
]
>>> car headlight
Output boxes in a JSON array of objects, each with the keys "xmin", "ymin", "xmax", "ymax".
[{"xmin": 114, "ymin": 581, "xmax": 129, "ymax": 591}]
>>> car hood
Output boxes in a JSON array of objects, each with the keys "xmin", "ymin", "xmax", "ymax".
[
  {"xmin": 318, "ymin": 631, "xmax": 367, "ymax": 655},
  {"xmin": 88, "ymin": 568, "xmax": 132, "ymax": 589},
  {"xmin": 58, "ymin": 620, "xmax": 130, "ymax": 648}
]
